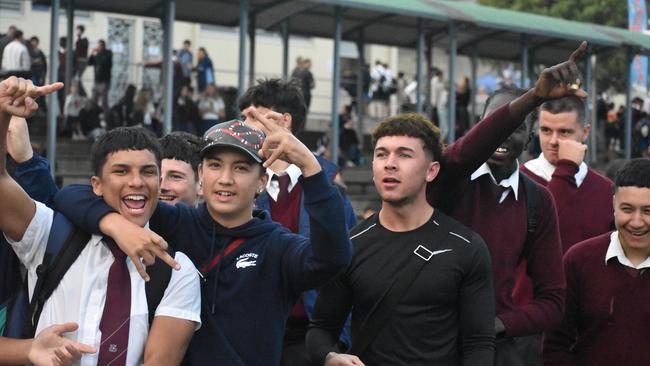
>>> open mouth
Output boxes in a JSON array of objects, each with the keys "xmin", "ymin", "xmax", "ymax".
[
  {"xmin": 159, "ymin": 194, "xmax": 177, "ymax": 202},
  {"xmin": 629, "ymin": 229, "xmax": 649, "ymax": 238},
  {"xmin": 382, "ymin": 177, "xmax": 400, "ymax": 183},
  {"xmin": 122, "ymin": 194, "xmax": 147, "ymax": 213},
  {"xmin": 495, "ymin": 146, "xmax": 510, "ymax": 154}
]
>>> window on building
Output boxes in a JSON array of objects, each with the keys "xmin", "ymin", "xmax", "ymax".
[{"xmin": 0, "ymin": 0, "xmax": 22, "ymax": 14}]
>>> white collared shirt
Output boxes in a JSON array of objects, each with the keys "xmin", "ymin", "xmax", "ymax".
[
  {"xmin": 1, "ymin": 40, "xmax": 30, "ymax": 71},
  {"xmin": 5, "ymin": 202, "xmax": 202, "ymax": 366},
  {"xmin": 605, "ymin": 231, "xmax": 650, "ymax": 270},
  {"xmin": 265, "ymin": 164, "xmax": 303, "ymax": 201},
  {"xmin": 524, "ymin": 153, "xmax": 588, "ymax": 187},
  {"xmin": 470, "ymin": 162, "xmax": 520, "ymax": 204}
]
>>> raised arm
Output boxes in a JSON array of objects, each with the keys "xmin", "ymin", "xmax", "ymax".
[
  {"xmin": 8, "ymin": 116, "xmax": 59, "ymax": 206},
  {"xmin": 439, "ymin": 42, "xmax": 588, "ymax": 187},
  {"xmin": 252, "ymin": 108, "xmax": 352, "ymax": 290},
  {"xmin": 0, "ymin": 77, "xmax": 62, "ymax": 241}
]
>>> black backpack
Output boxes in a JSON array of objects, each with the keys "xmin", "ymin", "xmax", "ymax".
[{"xmin": 0, "ymin": 212, "xmax": 174, "ymax": 339}]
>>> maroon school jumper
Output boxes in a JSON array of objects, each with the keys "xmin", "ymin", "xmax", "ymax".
[
  {"xmin": 544, "ymin": 232, "xmax": 650, "ymax": 366},
  {"xmin": 520, "ymin": 159, "xmax": 613, "ymax": 252},
  {"xmin": 514, "ymin": 160, "xmax": 613, "ymax": 306},
  {"xmin": 269, "ymin": 179, "xmax": 306, "ymax": 320},
  {"xmin": 444, "ymin": 173, "xmax": 564, "ymax": 336}
]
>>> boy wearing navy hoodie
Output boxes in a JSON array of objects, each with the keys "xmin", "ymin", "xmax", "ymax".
[{"xmin": 52, "ymin": 115, "xmax": 352, "ymax": 365}]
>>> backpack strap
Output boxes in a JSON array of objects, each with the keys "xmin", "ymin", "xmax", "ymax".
[
  {"xmin": 145, "ymin": 248, "xmax": 176, "ymax": 327},
  {"xmin": 26, "ymin": 212, "xmax": 90, "ymax": 337},
  {"xmin": 350, "ymin": 214, "xmax": 472, "ymax": 357},
  {"xmin": 520, "ymin": 173, "xmax": 541, "ymax": 262}
]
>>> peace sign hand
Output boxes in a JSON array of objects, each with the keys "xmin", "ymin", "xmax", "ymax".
[
  {"xmin": 534, "ymin": 41, "xmax": 588, "ymax": 100},
  {"xmin": 250, "ymin": 108, "xmax": 321, "ymax": 177}
]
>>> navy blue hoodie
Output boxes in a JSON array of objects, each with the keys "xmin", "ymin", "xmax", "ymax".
[{"xmin": 53, "ymin": 171, "xmax": 352, "ymax": 365}]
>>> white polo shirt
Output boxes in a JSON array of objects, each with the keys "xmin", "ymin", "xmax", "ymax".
[{"xmin": 5, "ymin": 201, "xmax": 202, "ymax": 366}]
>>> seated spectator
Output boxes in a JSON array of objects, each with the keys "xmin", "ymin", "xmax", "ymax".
[
  {"xmin": 77, "ymin": 98, "xmax": 104, "ymax": 140},
  {"xmin": 133, "ymin": 87, "xmax": 160, "ymax": 134},
  {"xmin": 63, "ymin": 81, "xmax": 86, "ymax": 140},
  {"xmin": 174, "ymin": 85, "xmax": 199, "ymax": 135},
  {"xmin": 107, "ymin": 84, "xmax": 136, "ymax": 129},
  {"xmin": 197, "ymin": 84, "xmax": 224, "ymax": 136}
]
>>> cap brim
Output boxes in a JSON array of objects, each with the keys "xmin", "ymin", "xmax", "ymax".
[{"xmin": 200, "ymin": 141, "xmax": 263, "ymax": 163}]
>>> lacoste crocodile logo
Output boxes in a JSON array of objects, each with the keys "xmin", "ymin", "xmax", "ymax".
[{"xmin": 235, "ymin": 253, "xmax": 258, "ymax": 269}]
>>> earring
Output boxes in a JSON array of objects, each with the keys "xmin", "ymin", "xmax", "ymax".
[{"xmin": 199, "ymin": 181, "xmax": 203, "ymax": 188}]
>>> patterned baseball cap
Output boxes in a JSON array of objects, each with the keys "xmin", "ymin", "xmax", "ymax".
[{"xmin": 200, "ymin": 120, "xmax": 266, "ymax": 163}]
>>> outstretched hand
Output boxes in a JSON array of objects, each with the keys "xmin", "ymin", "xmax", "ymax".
[
  {"xmin": 28, "ymin": 323, "xmax": 96, "ymax": 366},
  {"xmin": 534, "ymin": 41, "xmax": 588, "ymax": 100},
  {"xmin": 0, "ymin": 76, "xmax": 63, "ymax": 118}
]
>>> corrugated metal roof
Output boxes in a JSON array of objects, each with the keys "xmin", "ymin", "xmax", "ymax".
[{"xmin": 35, "ymin": 0, "xmax": 650, "ymax": 63}]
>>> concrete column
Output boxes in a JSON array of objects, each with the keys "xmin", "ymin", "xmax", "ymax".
[
  {"xmin": 248, "ymin": 15, "xmax": 256, "ymax": 87},
  {"xmin": 330, "ymin": 6, "xmax": 343, "ymax": 165},
  {"xmin": 64, "ymin": 0, "xmax": 74, "ymax": 97},
  {"xmin": 47, "ymin": 0, "xmax": 61, "ymax": 176},
  {"xmin": 356, "ymin": 33, "xmax": 365, "ymax": 145},
  {"xmin": 447, "ymin": 22, "xmax": 457, "ymax": 143},
  {"xmin": 520, "ymin": 34, "xmax": 529, "ymax": 88},
  {"xmin": 162, "ymin": 0, "xmax": 175, "ymax": 135},
  {"xmin": 238, "ymin": 0, "xmax": 249, "ymax": 97},
  {"xmin": 281, "ymin": 20, "xmax": 289, "ymax": 80},
  {"xmin": 625, "ymin": 48, "xmax": 633, "ymax": 159},
  {"xmin": 470, "ymin": 48, "xmax": 478, "ymax": 124},
  {"xmin": 415, "ymin": 19, "xmax": 424, "ymax": 113}
]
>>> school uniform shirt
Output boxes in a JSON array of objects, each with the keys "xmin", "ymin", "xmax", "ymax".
[
  {"xmin": 544, "ymin": 232, "xmax": 650, "ymax": 366},
  {"xmin": 5, "ymin": 201, "xmax": 201, "ymax": 366}
]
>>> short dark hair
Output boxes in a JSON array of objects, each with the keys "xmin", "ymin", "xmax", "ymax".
[
  {"xmin": 183, "ymin": 39, "xmax": 191, "ymax": 45},
  {"xmin": 372, "ymin": 113, "xmax": 442, "ymax": 162},
  {"xmin": 91, "ymin": 127, "xmax": 162, "ymax": 176},
  {"xmin": 540, "ymin": 96, "xmax": 586, "ymax": 125},
  {"xmin": 159, "ymin": 131, "xmax": 202, "ymax": 178},
  {"xmin": 29, "ymin": 36, "xmax": 39, "ymax": 44},
  {"xmin": 13, "ymin": 30, "xmax": 23, "ymax": 40},
  {"xmin": 238, "ymin": 78, "xmax": 307, "ymax": 135},
  {"xmin": 76, "ymin": 25, "xmax": 85, "ymax": 33},
  {"xmin": 615, "ymin": 158, "xmax": 650, "ymax": 191},
  {"xmin": 483, "ymin": 87, "xmax": 532, "ymax": 133}
]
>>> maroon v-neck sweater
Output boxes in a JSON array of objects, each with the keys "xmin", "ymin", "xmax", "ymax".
[
  {"xmin": 444, "ymin": 174, "xmax": 564, "ymax": 337},
  {"xmin": 520, "ymin": 159, "xmax": 613, "ymax": 252},
  {"xmin": 544, "ymin": 232, "xmax": 650, "ymax": 366}
]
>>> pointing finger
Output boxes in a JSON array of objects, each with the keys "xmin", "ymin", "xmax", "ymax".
[
  {"xmin": 568, "ymin": 41, "xmax": 587, "ymax": 63},
  {"xmin": 32, "ymin": 82, "xmax": 64, "ymax": 98},
  {"xmin": 131, "ymin": 254, "xmax": 150, "ymax": 282}
]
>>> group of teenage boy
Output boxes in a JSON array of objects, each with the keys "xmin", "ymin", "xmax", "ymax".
[{"xmin": 0, "ymin": 40, "xmax": 649, "ymax": 366}]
